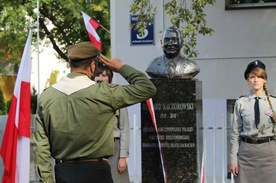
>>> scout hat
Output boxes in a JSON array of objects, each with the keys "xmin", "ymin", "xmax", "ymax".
[
  {"xmin": 67, "ymin": 41, "xmax": 99, "ymax": 61},
  {"xmin": 244, "ymin": 60, "xmax": 266, "ymax": 79}
]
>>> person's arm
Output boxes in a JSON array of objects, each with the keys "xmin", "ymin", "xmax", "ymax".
[
  {"xmin": 33, "ymin": 106, "xmax": 54, "ymax": 183},
  {"xmin": 99, "ymin": 54, "xmax": 157, "ymax": 109},
  {"xmin": 117, "ymin": 108, "xmax": 130, "ymax": 174},
  {"xmin": 118, "ymin": 108, "xmax": 130, "ymax": 158},
  {"xmin": 229, "ymin": 100, "xmax": 242, "ymax": 176}
]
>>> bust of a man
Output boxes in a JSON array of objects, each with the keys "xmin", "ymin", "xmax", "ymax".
[{"xmin": 146, "ymin": 26, "xmax": 200, "ymax": 78}]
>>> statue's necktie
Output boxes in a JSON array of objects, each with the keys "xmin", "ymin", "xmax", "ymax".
[
  {"xmin": 254, "ymin": 97, "xmax": 260, "ymax": 128},
  {"xmin": 166, "ymin": 61, "xmax": 176, "ymax": 78}
]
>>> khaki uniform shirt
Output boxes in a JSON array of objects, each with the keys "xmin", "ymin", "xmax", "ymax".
[
  {"xmin": 230, "ymin": 91, "xmax": 276, "ymax": 165},
  {"xmin": 34, "ymin": 65, "xmax": 156, "ymax": 183},
  {"xmin": 114, "ymin": 108, "xmax": 130, "ymax": 158}
]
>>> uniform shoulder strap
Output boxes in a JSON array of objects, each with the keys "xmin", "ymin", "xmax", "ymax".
[{"xmin": 238, "ymin": 95, "xmax": 246, "ymax": 98}]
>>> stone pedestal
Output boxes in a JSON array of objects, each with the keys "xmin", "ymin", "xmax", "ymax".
[{"xmin": 141, "ymin": 79, "xmax": 202, "ymax": 183}]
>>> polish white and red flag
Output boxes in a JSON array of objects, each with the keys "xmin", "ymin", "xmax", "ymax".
[
  {"xmin": 81, "ymin": 11, "xmax": 102, "ymax": 50},
  {"xmin": 0, "ymin": 29, "xmax": 32, "ymax": 183}
]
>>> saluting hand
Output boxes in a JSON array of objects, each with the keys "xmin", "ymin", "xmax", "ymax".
[{"xmin": 99, "ymin": 54, "xmax": 124, "ymax": 72}]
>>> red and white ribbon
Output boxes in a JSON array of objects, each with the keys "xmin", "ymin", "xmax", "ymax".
[{"xmin": 146, "ymin": 98, "xmax": 167, "ymax": 183}]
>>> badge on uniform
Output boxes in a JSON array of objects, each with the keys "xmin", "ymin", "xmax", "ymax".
[
  {"xmin": 265, "ymin": 110, "xmax": 274, "ymax": 117},
  {"xmin": 265, "ymin": 110, "xmax": 275, "ymax": 124}
]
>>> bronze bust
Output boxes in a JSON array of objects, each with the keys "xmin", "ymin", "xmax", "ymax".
[{"xmin": 146, "ymin": 26, "xmax": 200, "ymax": 78}]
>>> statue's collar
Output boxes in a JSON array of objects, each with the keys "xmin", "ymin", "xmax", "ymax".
[{"xmin": 163, "ymin": 55, "xmax": 181, "ymax": 64}]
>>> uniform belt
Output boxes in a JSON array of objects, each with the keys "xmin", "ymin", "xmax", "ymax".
[
  {"xmin": 241, "ymin": 136, "xmax": 275, "ymax": 144},
  {"xmin": 55, "ymin": 157, "xmax": 108, "ymax": 164},
  {"xmin": 114, "ymin": 137, "xmax": 120, "ymax": 141}
]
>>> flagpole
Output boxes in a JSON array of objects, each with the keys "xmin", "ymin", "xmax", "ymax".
[
  {"xmin": 37, "ymin": 0, "xmax": 40, "ymax": 97},
  {"xmin": 35, "ymin": 1, "xmax": 40, "ymax": 183},
  {"xmin": 99, "ymin": 24, "xmax": 110, "ymax": 34}
]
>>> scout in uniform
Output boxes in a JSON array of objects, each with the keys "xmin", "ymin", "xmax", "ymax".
[
  {"xmin": 230, "ymin": 60, "xmax": 276, "ymax": 183},
  {"xmin": 33, "ymin": 42, "xmax": 156, "ymax": 183}
]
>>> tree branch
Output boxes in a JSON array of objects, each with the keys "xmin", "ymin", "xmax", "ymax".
[{"xmin": 39, "ymin": 17, "xmax": 67, "ymax": 60}]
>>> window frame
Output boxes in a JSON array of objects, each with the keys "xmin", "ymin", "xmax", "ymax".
[{"xmin": 225, "ymin": 0, "xmax": 276, "ymax": 10}]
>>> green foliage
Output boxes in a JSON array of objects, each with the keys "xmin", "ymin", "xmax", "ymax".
[
  {"xmin": 45, "ymin": 70, "xmax": 59, "ymax": 88},
  {"xmin": 0, "ymin": 88, "xmax": 7, "ymax": 115},
  {"xmin": 0, "ymin": 0, "xmax": 111, "ymax": 74},
  {"xmin": 6, "ymin": 98, "xmax": 11, "ymax": 114},
  {"xmin": 130, "ymin": 0, "xmax": 156, "ymax": 37},
  {"xmin": 130, "ymin": 0, "xmax": 216, "ymax": 58}
]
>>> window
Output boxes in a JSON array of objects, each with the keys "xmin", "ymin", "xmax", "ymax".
[{"xmin": 226, "ymin": 0, "xmax": 276, "ymax": 10}]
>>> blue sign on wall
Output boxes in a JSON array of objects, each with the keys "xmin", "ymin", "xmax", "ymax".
[{"xmin": 130, "ymin": 15, "xmax": 154, "ymax": 46}]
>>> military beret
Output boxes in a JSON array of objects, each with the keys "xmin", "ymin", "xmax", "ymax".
[
  {"xmin": 67, "ymin": 41, "xmax": 99, "ymax": 60},
  {"xmin": 244, "ymin": 60, "xmax": 266, "ymax": 79}
]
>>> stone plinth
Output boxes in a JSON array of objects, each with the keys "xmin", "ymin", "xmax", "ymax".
[{"xmin": 141, "ymin": 79, "xmax": 202, "ymax": 183}]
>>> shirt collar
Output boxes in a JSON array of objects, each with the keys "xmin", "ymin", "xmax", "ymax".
[
  {"xmin": 67, "ymin": 72, "xmax": 88, "ymax": 78},
  {"xmin": 248, "ymin": 91, "xmax": 267, "ymax": 101}
]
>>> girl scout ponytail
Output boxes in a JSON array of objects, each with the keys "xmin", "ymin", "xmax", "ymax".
[{"xmin": 264, "ymin": 83, "xmax": 276, "ymax": 124}]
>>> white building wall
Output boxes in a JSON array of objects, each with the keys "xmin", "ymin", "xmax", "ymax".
[{"xmin": 195, "ymin": 0, "xmax": 276, "ymax": 99}]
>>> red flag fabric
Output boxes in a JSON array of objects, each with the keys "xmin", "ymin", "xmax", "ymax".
[
  {"xmin": 0, "ymin": 29, "xmax": 32, "ymax": 183},
  {"xmin": 81, "ymin": 11, "xmax": 102, "ymax": 50}
]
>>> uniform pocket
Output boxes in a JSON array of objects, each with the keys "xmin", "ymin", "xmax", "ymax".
[{"xmin": 240, "ymin": 109, "xmax": 252, "ymax": 125}]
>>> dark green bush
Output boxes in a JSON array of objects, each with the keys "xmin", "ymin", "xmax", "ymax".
[{"xmin": 0, "ymin": 88, "xmax": 7, "ymax": 115}]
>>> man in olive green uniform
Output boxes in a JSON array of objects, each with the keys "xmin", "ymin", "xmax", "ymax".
[{"xmin": 33, "ymin": 42, "xmax": 156, "ymax": 183}]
